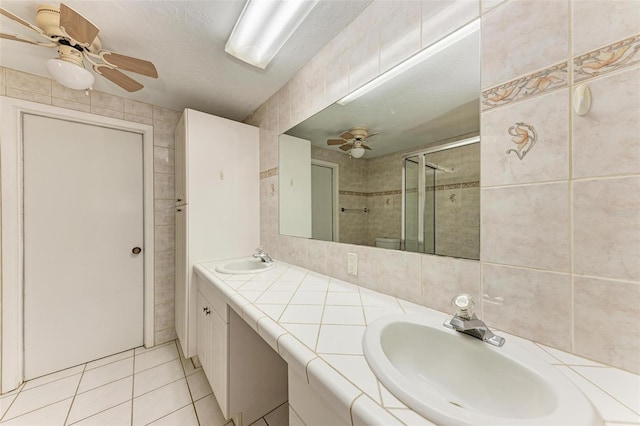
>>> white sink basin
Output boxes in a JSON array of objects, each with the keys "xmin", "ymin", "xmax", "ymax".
[
  {"xmin": 363, "ymin": 313, "xmax": 602, "ymax": 425},
  {"xmin": 215, "ymin": 259, "xmax": 276, "ymax": 274}
]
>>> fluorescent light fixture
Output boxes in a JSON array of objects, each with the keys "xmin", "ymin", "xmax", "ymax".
[
  {"xmin": 350, "ymin": 146, "xmax": 365, "ymax": 158},
  {"xmin": 226, "ymin": 0, "xmax": 319, "ymax": 69},
  {"xmin": 337, "ymin": 18, "xmax": 480, "ymax": 106},
  {"xmin": 46, "ymin": 58, "xmax": 95, "ymax": 90}
]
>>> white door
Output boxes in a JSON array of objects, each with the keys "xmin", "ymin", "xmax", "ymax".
[
  {"xmin": 23, "ymin": 114, "xmax": 144, "ymax": 380},
  {"xmin": 278, "ymin": 134, "xmax": 311, "ymax": 238},
  {"xmin": 311, "ymin": 164, "xmax": 334, "ymax": 241}
]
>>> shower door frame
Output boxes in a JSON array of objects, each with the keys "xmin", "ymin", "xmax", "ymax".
[{"xmin": 401, "ymin": 136, "xmax": 480, "ymax": 254}]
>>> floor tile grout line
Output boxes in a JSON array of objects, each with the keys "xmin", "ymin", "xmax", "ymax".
[
  {"xmin": 66, "ymin": 399, "xmax": 131, "ymax": 426},
  {"xmin": 0, "ymin": 385, "xmax": 23, "ymax": 422},
  {"xmin": 133, "ymin": 340, "xmax": 176, "ymax": 358},
  {"xmin": 0, "ymin": 396, "xmax": 75, "ymax": 425},
  {"xmin": 131, "ymin": 343, "xmax": 137, "ymax": 426},
  {"xmin": 132, "ymin": 375, "xmax": 187, "ymax": 402},
  {"xmin": 175, "ymin": 341, "xmax": 203, "ymax": 426},
  {"xmin": 84, "ymin": 349, "xmax": 136, "ymax": 372},
  {"xmin": 63, "ymin": 363, "xmax": 87, "ymax": 425},
  {"xmin": 134, "ymin": 353, "xmax": 181, "ymax": 376},
  {"xmin": 142, "ymin": 402, "xmax": 193, "ymax": 426},
  {"xmin": 1, "ymin": 371, "xmax": 83, "ymax": 423},
  {"xmin": 73, "ymin": 371, "xmax": 133, "ymax": 398},
  {"xmin": 133, "ymin": 354, "xmax": 184, "ymax": 378},
  {"xmin": 17, "ymin": 366, "xmax": 85, "ymax": 393}
]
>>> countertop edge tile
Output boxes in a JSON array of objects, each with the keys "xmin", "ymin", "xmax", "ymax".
[
  {"xmin": 306, "ymin": 357, "xmax": 362, "ymax": 425},
  {"xmin": 277, "ymin": 334, "xmax": 317, "ymax": 379},
  {"xmin": 193, "ymin": 259, "xmax": 640, "ymax": 425}
]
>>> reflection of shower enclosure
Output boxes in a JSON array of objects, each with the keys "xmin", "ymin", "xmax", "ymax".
[
  {"xmin": 402, "ymin": 137, "xmax": 480, "ymax": 260},
  {"xmin": 403, "ymin": 156, "xmax": 435, "ymax": 253}
]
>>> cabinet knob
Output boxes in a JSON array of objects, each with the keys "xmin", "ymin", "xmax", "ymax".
[
  {"xmin": 203, "ymin": 307, "xmax": 211, "ymax": 315},
  {"xmin": 177, "ymin": 198, "xmax": 183, "ymax": 202}
]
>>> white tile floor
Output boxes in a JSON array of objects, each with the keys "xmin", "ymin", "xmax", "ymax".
[{"xmin": 0, "ymin": 340, "xmax": 287, "ymax": 426}]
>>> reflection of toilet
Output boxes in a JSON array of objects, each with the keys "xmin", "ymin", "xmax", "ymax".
[{"xmin": 375, "ymin": 237, "xmax": 401, "ymax": 250}]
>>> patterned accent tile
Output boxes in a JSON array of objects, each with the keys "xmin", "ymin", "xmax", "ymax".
[
  {"xmin": 574, "ymin": 34, "xmax": 640, "ymax": 83},
  {"xmin": 260, "ymin": 167, "xmax": 279, "ymax": 180},
  {"xmin": 339, "ymin": 185, "xmax": 478, "ymax": 196},
  {"xmin": 481, "ymin": 62, "xmax": 567, "ymax": 111}
]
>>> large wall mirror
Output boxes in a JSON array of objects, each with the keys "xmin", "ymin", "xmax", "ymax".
[{"xmin": 279, "ymin": 21, "xmax": 480, "ymax": 260}]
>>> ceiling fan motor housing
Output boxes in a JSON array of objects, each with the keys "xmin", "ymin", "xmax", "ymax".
[
  {"xmin": 35, "ymin": 5, "xmax": 63, "ymax": 37},
  {"xmin": 35, "ymin": 4, "xmax": 102, "ymax": 52},
  {"xmin": 349, "ymin": 127, "xmax": 369, "ymax": 140}
]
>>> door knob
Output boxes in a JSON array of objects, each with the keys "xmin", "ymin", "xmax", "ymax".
[{"xmin": 132, "ymin": 247, "xmax": 142, "ymax": 255}]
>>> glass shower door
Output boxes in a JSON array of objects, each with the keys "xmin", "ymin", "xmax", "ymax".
[
  {"xmin": 423, "ymin": 165, "xmax": 436, "ymax": 255},
  {"xmin": 403, "ymin": 156, "xmax": 420, "ymax": 252}
]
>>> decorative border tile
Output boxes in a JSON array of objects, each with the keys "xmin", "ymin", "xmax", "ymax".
[
  {"xmin": 341, "ymin": 182, "xmax": 480, "ymax": 195},
  {"xmin": 427, "ymin": 181, "xmax": 480, "ymax": 191},
  {"xmin": 339, "ymin": 190, "xmax": 369, "ymax": 197},
  {"xmin": 574, "ymin": 34, "xmax": 640, "ymax": 83},
  {"xmin": 259, "ymin": 167, "xmax": 278, "ymax": 179},
  {"xmin": 369, "ymin": 190, "xmax": 402, "ymax": 197},
  {"xmin": 481, "ymin": 62, "xmax": 568, "ymax": 111}
]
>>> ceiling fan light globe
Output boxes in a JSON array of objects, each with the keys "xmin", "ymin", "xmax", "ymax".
[
  {"xmin": 47, "ymin": 58, "xmax": 95, "ymax": 90},
  {"xmin": 351, "ymin": 146, "xmax": 365, "ymax": 158}
]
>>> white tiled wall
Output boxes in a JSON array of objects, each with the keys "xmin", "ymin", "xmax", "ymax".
[
  {"xmin": 249, "ymin": 0, "xmax": 640, "ymax": 373},
  {"xmin": 0, "ymin": 68, "xmax": 180, "ymax": 346}
]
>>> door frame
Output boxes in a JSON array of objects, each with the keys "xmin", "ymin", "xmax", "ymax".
[
  {"xmin": 0, "ymin": 97, "xmax": 155, "ymax": 392},
  {"xmin": 311, "ymin": 159, "xmax": 339, "ymax": 242}
]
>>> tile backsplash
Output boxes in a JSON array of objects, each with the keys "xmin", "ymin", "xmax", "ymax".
[
  {"xmin": 248, "ymin": 0, "xmax": 640, "ymax": 373},
  {"xmin": 0, "ymin": 67, "xmax": 180, "ymax": 346}
]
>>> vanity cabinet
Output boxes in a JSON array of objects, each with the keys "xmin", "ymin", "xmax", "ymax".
[
  {"xmin": 195, "ymin": 274, "xmax": 288, "ymax": 425},
  {"xmin": 174, "ymin": 108, "xmax": 259, "ymax": 359}
]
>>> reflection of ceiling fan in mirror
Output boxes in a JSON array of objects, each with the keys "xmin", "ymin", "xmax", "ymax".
[
  {"xmin": 327, "ymin": 127, "xmax": 379, "ymax": 158},
  {"xmin": 0, "ymin": 4, "xmax": 158, "ymax": 92}
]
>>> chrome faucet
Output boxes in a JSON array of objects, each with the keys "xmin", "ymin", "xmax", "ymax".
[
  {"xmin": 252, "ymin": 248, "xmax": 273, "ymax": 263},
  {"xmin": 443, "ymin": 294, "xmax": 505, "ymax": 347}
]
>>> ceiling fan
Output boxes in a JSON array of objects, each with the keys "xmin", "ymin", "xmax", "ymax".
[
  {"xmin": 0, "ymin": 4, "xmax": 158, "ymax": 92},
  {"xmin": 327, "ymin": 127, "xmax": 379, "ymax": 158}
]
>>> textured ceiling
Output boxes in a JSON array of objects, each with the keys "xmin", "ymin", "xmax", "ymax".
[{"xmin": 0, "ymin": 0, "xmax": 369, "ymax": 121}]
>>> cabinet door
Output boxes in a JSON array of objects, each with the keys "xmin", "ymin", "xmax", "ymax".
[
  {"xmin": 196, "ymin": 291, "xmax": 210, "ymax": 376},
  {"xmin": 209, "ymin": 307, "xmax": 229, "ymax": 416},
  {"xmin": 174, "ymin": 114, "xmax": 187, "ymax": 205},
  {"xmin": 196, "ymin": 290, "xmax": 228, "ymax": 416}
]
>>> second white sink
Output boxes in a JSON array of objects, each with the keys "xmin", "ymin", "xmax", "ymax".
[
  {"xmin": 363, "ymin": 313, "xmax": 602, "ymax": 425},
  {"xmin": 215, "ymin": 258, "xmax": 276, "ymax": 274}
]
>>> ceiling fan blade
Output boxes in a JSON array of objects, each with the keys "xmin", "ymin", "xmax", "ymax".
[
  {"xmin": 339, "ymin": 144, "xmax": 352, "ymax": 151},
  {"xmin": 327, "ymin": 139, "xmax": 346, "ymax": 145},
  {"xmin": 366, "ymin": 132, "xmax": 380, "ymax": 138},
  {"xmin": 340, "ymin": 131, "xmax": 354, "ymax": 140},
  {"xmin": 0, "ymin": 7, "xmax": 45, "ymax": 35},
  {"xmin": 362, "ymin": 144, "xmax": 372, "ymax": 150},
  {"xmin": 59, "ymin": 3, "xmax": 99, "ymax": 46},
  {"xmin": 0, "ymin": 32, "xmax": 55, "ymax": 46},
  {"xmin": 94, "ymin": 66, "xmax": 144, "ymax": 92},
  {"xmin": 101, "ymin": 52, "xmax": 158, "ymax": 78}
]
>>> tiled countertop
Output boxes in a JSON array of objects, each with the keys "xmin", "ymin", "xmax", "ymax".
[{"xmin": 194, "ymin": 259, "xmax": 640, "ymax": 426}]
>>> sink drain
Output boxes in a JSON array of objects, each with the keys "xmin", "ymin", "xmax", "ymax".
[{"xmin": 449, "ymin": 401, "xmax": 464, "ymax": 408}]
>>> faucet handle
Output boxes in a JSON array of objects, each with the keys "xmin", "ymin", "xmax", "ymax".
[{"xmin": 452, "ymin": 293, "xmax": 474, "ymax": 320}]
